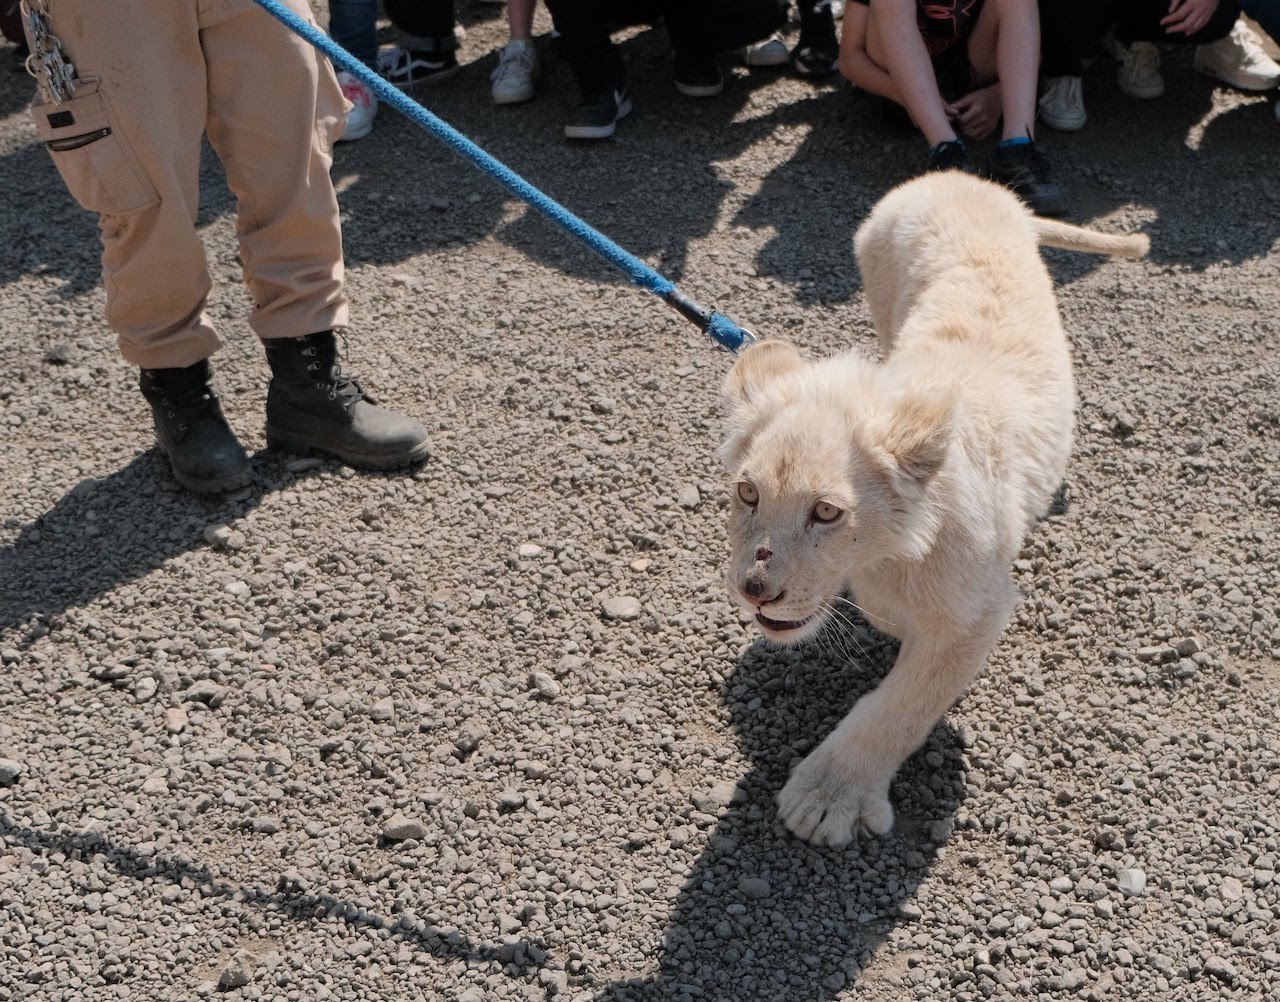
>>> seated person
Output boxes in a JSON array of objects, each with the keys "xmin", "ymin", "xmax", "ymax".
[
  {"xmin": 1104, "ymin": 0, "xmax": 1279, "ymax": 100},
  {"xmin": 1036, "ymin": 0, "xmax": 1111, "ymax": 131},
  {"xmin": 541, "ymin": 0, "xmax": 788, "ymax": 139},
  {"xmin": 838, "ymin": 0, "xmax": 1067, "ymax": 217}
]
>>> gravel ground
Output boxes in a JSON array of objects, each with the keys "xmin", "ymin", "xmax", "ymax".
[{"xmin": 2, "ymin": 5, "xmax": 1279, "ymax": 1001}]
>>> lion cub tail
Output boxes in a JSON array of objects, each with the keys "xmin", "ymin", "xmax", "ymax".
[{"xmin": 1034, "ymin": 218, "xmax": 1150, "ymax": 259}]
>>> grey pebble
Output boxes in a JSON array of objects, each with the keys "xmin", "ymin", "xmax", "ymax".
[
  {"xmin": 0, "ymin": 757, "xmax": 24, "ymax": 785},
  {"xmin": 600, "ymin": 595, "xmax": 642, "ymax": 620},
  {"xmin": 383, "ymin": 814, "xmax": 428, "ymax": 842},
  {"xmin": 528, "ymin": 671, "xmax": 561, "ymax": 700},
  {"xmin": 218, "ymin": 950, "xmax": 258, "ymax": 990}
]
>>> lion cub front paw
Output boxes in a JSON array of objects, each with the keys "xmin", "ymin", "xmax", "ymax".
[{"xmin": 777, "ymin": 744, "xmax": 894, "ymax": 848}]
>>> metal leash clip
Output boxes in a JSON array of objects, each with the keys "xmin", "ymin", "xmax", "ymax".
[{"xmin": 22, "ymin": 0, "xmax": 78, "ymax": 105}]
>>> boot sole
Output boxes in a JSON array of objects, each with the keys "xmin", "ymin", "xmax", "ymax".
[
  {"xmin": 267, "ymin": 433, "xmax": 431, "ymax": 471},
  {"xmin": 157, "ymin": 449, "xmax": 254, "ymax": 495}
]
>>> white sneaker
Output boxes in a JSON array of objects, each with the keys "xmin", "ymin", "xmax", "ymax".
[
  {"xmin": 1193, "ymin": 19, "xmax": 1280, "ymax": 92},
  {"xmin": 738, "ymin": 32, "xmax": 790, "ymax": 68},
  {"xmin": 336, "ymin": 71, "xmax": 377, "ymax": 141},
  {"xmin": 491, "ymin": 39, "xmax": 539, "ymax": 105},
  {"xmin": 1105, "ymin": 33, "xmax": 1164, "ymax": 99},
  {"xmin": 1038, "ymin": 75, "xmax": 1086, "ymax": 131}
]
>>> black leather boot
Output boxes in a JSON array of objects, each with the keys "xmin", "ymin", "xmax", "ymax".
[
  {"xmin": 263, "ymin": 331, "xmax": 430, "ymax": 469},
  {"xmin": 138, "ymin": 360, "xmax": 252, "ymax": 494}
]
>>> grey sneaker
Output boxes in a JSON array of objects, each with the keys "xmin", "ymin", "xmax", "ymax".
[
  {"xmin": 1192, "ymin": 19, "xmax": 1280, "ymax": 92},
  {"xmin": 491, "ymin": 38, "xmax": 539, "ymax": 104},
  {"xmin": 737, "ymin": 33, "xmax": 790, "ymax": 68},
  {"xmin": 1105, "ymin": 33, "xmax": 1164, "ymax": 99},
  {"xmin": 1038, "ymin": 75, "xmax": 1086, "ymax": 131}
]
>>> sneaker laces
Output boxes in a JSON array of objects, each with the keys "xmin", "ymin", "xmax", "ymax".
[
  {"xmin": 376, "ymin": 46, "xmax": 407, "ymax": 78},
  {"xmin": 1125, "ymin": 42, "xmax": 1160, "ymax": 79},
  {"xmin": 1227, "ymin": 20, "xmax": 1272, "ymax": 69},
  {"xmin": 1043, "ymin": 75, "xmax": 1082, "ymax": 108}
]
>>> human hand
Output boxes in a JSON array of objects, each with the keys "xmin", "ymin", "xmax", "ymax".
[
  {"xmin": 1161, "ymin": 0, "xmax": 1217, "ymax": 36},
  {"xmin": 947, "ymin": 85, "xmax": 1001, "ymax": 140}
]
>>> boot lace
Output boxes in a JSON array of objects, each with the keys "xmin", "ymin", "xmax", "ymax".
[{"xmin": 304, "ymin": 331, "xmax": 367, "ymax": 411}]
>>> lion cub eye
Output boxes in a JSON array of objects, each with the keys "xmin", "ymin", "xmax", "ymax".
[
  {"xmin": 812, "ymin": 501, "xmax": 843, "ymax": 524},
  {"xmin": 737, "ymin": 481, "xmax": 759, "ymax": 506}
]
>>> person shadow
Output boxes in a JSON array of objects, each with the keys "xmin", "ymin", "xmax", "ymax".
[
  {"xmin": 0, "ymin": 810, "xmax": 549, "ymax": 980},
  {"xmin": 0, "ymin": 442, "xmax": 414, "ymax": 647},
  {"xmin": 593, "ymin": 617, "xmax": 968, "ymax": 1000}
]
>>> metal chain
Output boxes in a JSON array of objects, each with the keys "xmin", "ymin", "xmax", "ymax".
[{"xmin": 22, "ymin": 0, "xmax": 78, "ymax": 105}]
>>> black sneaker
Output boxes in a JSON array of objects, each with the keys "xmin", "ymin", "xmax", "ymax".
[
  {"xmin": 376, "ymin": 45, "xmax": 459, "ymax": 89},
  {"xmin": 674, "ymin": 51, "xmax": 724, "ymax": 97},
  {"xmin": 793, "ymin": 0, "xmax": 839, "ymax": 78},
  {"xmin": 989, "ymin": 140, "xmax": 1067, "ymax": 217},
  {"xmin": 792, "ymin": 44, "xmax": 839, "ymax": 77},
  {"xmin": 564, "ymin": 80, "xmax": 632, "ymax": 139},
  {"xmin": 926, "ymin": 138, "xmax": 973, "ymax": 173}
]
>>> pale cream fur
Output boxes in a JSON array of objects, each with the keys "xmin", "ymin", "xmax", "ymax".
[{"xmin": 720, "ymin": 172, "xmax": 1148, "ymax": 848}]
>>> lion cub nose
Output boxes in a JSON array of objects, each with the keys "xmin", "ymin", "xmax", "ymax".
[{"xmin": 742, "ymin": 574, "xmax": 782, "ymax": 605}]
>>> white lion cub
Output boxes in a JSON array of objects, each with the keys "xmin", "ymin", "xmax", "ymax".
[{"xmin": 720, "ymin": 172, "xmax": 1148, "ymax": 848}]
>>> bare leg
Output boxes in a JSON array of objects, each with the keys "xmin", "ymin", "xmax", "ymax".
[
  {"xmin": 854, "ymin": 0, "xmax": 958, "ymax": 147},
  {"xmin": 507, "ymin": 0, "xmax": 536, "ymax": 42},
  {"xmin": 967, "ymin": 0, "xmax": 1041, "ymax": 141}
]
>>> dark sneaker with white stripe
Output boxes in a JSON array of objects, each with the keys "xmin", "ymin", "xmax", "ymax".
[
  {"xmin": 376, "ymin": 45, "xmax": 459, "ymax": 89},
  {"xmin": 564, "ymin": 80, "xmax": 632, "ymax": 139}
]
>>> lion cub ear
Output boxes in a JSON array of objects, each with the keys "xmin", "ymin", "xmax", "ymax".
[
  {"xmin": 872, "ymin": 392, "xmax": 954, "ymax": 497},
  {"xmin": 723, "ymin": 339, "xmax": 805, "ymax": 408}
]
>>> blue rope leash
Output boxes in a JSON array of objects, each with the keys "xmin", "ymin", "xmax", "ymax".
[{"xmin": 251, "ymin": 0, "xmax": 757, "ymax": 353}]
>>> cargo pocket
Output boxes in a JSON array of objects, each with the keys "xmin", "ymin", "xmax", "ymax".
[{"xmin": 32, "ymin": 78, "xmax": 158, "ymax": 217}]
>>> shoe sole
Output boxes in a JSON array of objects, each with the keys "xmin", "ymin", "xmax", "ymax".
[
  {"xmin": 564, "ymin": 98, "xmax": 632, "ymax": 140},
  {"xmin": 676, "ymin": 78, "xmax": 725, "ymax": 98},
  {"xmin": 492, "ymin": 86, "xmax": 536, "ymax": 105},
  {"xmin": 387, "ymin": 63, "xmax": 461, "ymax": 90},
  {"xmin": 1118, "ymin": 79, "xmax": 1164, "ymax": 99},
  {"xmin": 267, "ymin": 433, "xmax": 431, "ymax": 470},
  {"xmin": 1038, "ymin": 108, "xmax": 1086, "ymax": 131},
  {"xmin": 738, "ymin": 46, "xmax": 791, "ymax": 68},
  {"xmin": 1193, "ymin": 62, "xmax": 1280, "ymax": 91}
]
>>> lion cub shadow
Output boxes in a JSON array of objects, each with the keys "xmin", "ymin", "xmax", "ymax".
[{"xmin": 595, "ymin": 617, "xmax": 968, "ymax": 1001}]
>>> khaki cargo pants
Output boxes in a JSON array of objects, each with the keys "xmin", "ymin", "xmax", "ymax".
[{"xmin": 26, "ymin": 0, "xmax": 350, "ymax": 369}]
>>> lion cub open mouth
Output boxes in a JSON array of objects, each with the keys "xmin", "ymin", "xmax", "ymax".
[
  {"xmin": 719, "ymin": 171, "xmax": 1148, "ymax": 849},
  {"xmin": 755, "ymin": 612, "xmax": 816, "ymax": 634}
]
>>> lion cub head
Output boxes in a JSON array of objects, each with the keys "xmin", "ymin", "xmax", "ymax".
[{"xmin": 720, "ymin": 339, "xmax": 953, "ymax": 644}]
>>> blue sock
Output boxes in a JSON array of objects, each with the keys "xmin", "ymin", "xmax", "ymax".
[{"xmin": 998, "ymin": 136, "xmax": 1032, "ymax": 149}]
